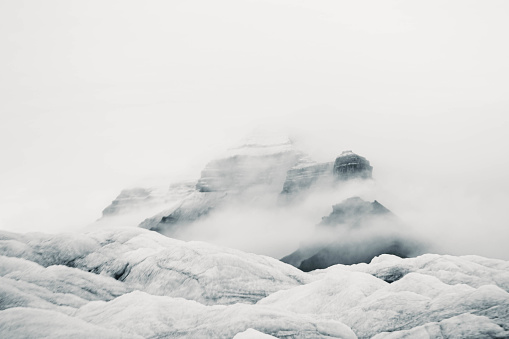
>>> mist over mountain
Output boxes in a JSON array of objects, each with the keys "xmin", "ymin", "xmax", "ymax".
[
  {"xmin": 97, "ymin": 130, "xmax": 424, "ymax": 265},
  {"xmin": 2, "ymin": 1, "xmax": 509, "ymax": 337},
  {"xmin": 282, "ymin": 197, "xmax": 423, "ymax": 271},
  {"xmin": 2, "ymin": 130, "xmax": 508, "ymax": 338}
]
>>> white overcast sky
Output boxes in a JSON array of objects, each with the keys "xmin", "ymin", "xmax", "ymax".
[{"xmin": 1, "ymin": 1, "xmax": 508, "ymax": 258}]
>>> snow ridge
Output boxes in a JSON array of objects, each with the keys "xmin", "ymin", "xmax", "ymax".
[{"xmin": 1, "ymin": 228, "xmax": 508, "ymax": 338}]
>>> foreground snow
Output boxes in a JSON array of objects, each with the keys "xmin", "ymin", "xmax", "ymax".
[{"xmin": 1, "ymin": 228, "xmax": 508, "ymax": 338}]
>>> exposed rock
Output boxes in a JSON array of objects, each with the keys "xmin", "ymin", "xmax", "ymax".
[
  {"xmin": 102, "ymin": 182, "xmax": 195, "ymax": 218},
  {"xmin": 279, "ymin": 247, "xmax": 319, "ymax": 268},
  {"xmin": 319, "ymin": 197, "xmax": 392, "ymax": 227},
  {"xmin": 281, "ymin": 197, "xmax": 422, "ymax": 271},
  {"xmin": 99, "ymin": 128, "xmax": 375, "ymax": 249},
  {"xmin": 139, "ymin": 191, "xmax": 227, "ymax": 234},
  {"xmin": 96, "ymin": 182, "xmax": 197, "ymax": 229},
  {"xmin": 333, "ymin": 150, "xmax": 372, "ymax": 180},
  {"xmin": 141, "ymin": 134, "xmax": 308, "ymax": 234},
  {"xmin": 298, "ymin": 238, "xmax": 415, "ymax": 272},
  {"xmin": 99, "ymin": 135, "xmax": 382, "ymax": 269},
  {"xmin": 196, "ymin": 136, "xmax": 304, "ymax": 193},
  {"xmin": 281, "ymin": 161, "xmax": 334, "ymax": 195},
  {"xmin": 280, "ymin": 151, "xmax": 372, "ymax": 197},
  {"xmin": 370, "ymin": 265, "xmax": 410, "ymax": 283}
]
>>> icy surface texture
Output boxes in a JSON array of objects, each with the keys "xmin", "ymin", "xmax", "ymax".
[
  {"xmin": 1, "ymin": 227, "xmax": 509, "ymax": 338},
  {"xmin": 74, "ymin": 291, "xmax": 356, "ymax": 339},
  {"xmin": 262, "ymin": 263, "xmax": 509, "ymax": 338},
  {"xmin": 371, "ymin": 313, "xmax": 508, "ymax": 339},
  {"xmin": 0, "ymin": 228, "xmax": 310, "ymax": 306}
]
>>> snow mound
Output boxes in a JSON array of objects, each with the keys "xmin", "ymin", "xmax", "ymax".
[
  {"xmin": 0, "ymin": 227, "xmax": 309, "ymax": 305},
  {"xmin": 233, "ymin": 329, "xmax": 279, "ymax": 338},
  {"xmin": 1, "ymin": 228, "xmax": 509, "ymax": 339}
]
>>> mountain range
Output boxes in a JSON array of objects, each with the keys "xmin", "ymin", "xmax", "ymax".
[
  {"xmin": 1, "ymin": 132, "xmax": 508, "ymax": 338},
  {"xmin": 99, "ymin": 131, "xmax": 421, "ymax": 270}
]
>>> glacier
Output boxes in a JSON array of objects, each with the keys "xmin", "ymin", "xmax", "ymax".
[{"xmin": 1, "ymin": 227, "xmax": 508, "ymax": 339}]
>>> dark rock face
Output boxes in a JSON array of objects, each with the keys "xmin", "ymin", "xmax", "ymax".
[
  {"xmin": 279, "ymin": 247, "xmax": 317, "ymax": 268},
  {"xmin": 280, "ymin": 151, "xmax": 372, "ymax": 197},
  {"xmin": 298, "ymin": 240, "xmax": 414, "ymax": 272},
  {"xmin": 281, "ymin": 162, "xmax": 333, "ymax": 195},
  {"xmin": 333, "ymin": 151, "xmax": 372, "ymax": 180},
  {"xmin": 142, "ymin": 192, "xmax": 227, "ymax": 234},
  {"xmin": 320, "ymin": 197, "xmax": 391, "ymax": 227},
  {"xmin": 281, "ymin": 197, "xmax": 422, "ymax": 271}
]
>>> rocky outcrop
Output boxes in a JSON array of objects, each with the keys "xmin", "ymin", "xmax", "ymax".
[
  {"xmin": 140, "ymin": 134, "xmax": 308, "ymax": 234},
  {"xmin": 281, "ymin": 197, "xmax": 422, "ymax": 271},
  {"xmin": 281, "ymin": 162, "xmax": 334, "ymax": 195},
  {"xmin": 196, "ymin": 151, "xmax": 302, "ymax": 193},
  {"xmin": 333, "ymin": 150, "xmax": 372, "ymax": 180},
  {"xmin": 298, "ymin": 238, "xmax": 416, "ymax": 271},
  {"xmin": 195, "ymin": 133, "xmax": 305, "ymax": 194},
  {"xmin": 139, "ymin": 191, "xmax": 227, "ymax": 234},
  {"xmin": 319, "ymin": 197, "xmax": 391, "ymax": 227},
  {"xmin": 101, "ymin": 182, "xmax": 195, "ymax": 218},
  {"xmin": 99, "ymin": 130, "xmax": 379, "ymax": 260},
  {"xmin": 280, "ymin": 151, "xmax": 372, "ymax": 196}
]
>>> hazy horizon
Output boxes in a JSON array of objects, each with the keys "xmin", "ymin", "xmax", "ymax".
[{"xmin": 1, "ymin": 1, "xmax": 508, "ymax": 260}]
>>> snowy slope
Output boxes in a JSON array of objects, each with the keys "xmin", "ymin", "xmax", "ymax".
[
  {"xmin": 134, "ymin": 130, "xmax": 309, "ymax": 235},
  {"xmin": 1, "ymin": 228, "xmax": 508, "ymax": 338}
]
